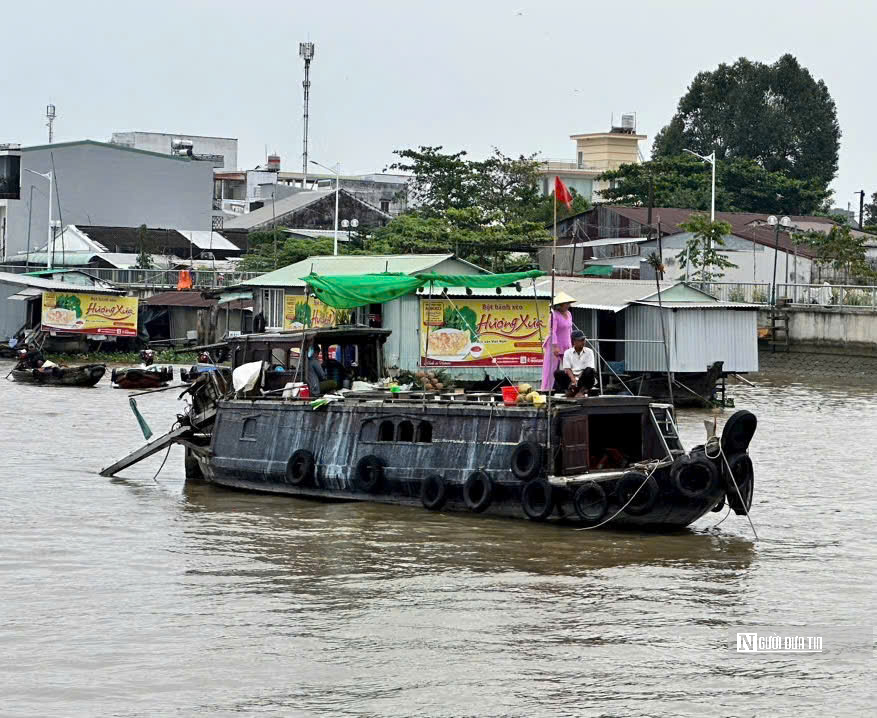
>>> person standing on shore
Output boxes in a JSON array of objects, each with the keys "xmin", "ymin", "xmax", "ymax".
[{"xmin": 540, "ymin": 292, "xmax": 576, "ymax": 391}]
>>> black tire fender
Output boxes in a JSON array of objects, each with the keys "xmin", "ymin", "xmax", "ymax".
[
  {"xmin": 616, "ymin": 471, "xmax": 659, "ymax": 516},
  {"xmin": 463, "ymin": 471, "xmax": 493, "ymax": 513},
  {"xmin": 725, "ymin": 452, "xmax": 754, "ymax": 515},
  {"xmin": 511, "ymin": 441, "xmax": 543, "ymax": 480},
  {"xmin": 671, "ymin": 453, "xmax": 720, "ymax": 499},
  {"xmin": 420, "ymin": 474, "xmax": 447, "ymax": 511},
  {"xmin": 573, "ymin": 481, "xmax": 609, "ymax": 523},
  {"xmin": 721, "ymin": 410, "xmax": 758, "ymax": 454},
  {"xmin": 521, "ymin": 478, "xmax": 554, "ymax": 521},
  {"xmin": 355, "ymin": 455, "xmax": 385, "ymax": 493},
  {"xmin": 286, "ymin": 449, "xmax": 316, "ymax": 486}
]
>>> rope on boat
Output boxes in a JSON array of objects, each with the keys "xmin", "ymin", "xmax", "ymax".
[
  {"xmin": 573, "ymin": 460, "xmax": 664, "ymax": 531},
  {"xmin": 704, "ymin": 437, "xmax": 759, "ymax": 542},
  {"xmin": 151, "ymin": 444, "xmax": 172, "ymax": 484},
  {"xmin": 707, "ymin": 506, "xmax": 732, "ymax": 531}
]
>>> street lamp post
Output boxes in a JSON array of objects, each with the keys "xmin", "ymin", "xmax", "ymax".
[
  {"xmin": 683, "ymin": 148, "xmax": 716, "ymax": 283},
  {"xmin": 767, "ymin": 215, "xmax": 792, "ymax": 306},
  {"xmin": 24, "ymin": 168, "xmax": 54, "ymax": 269},
  {"xmin": 310, "ymin": 160, "xmax": 340, "ymax": 255},
  {"xmin": 341, "ymin": 218, "xmax": 359, "ymax": 245}
]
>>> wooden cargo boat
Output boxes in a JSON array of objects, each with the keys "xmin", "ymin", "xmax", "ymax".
[
  {"xmin": 11, "ymin": 363, "xmax": 106, "ymax": 387},
  {"xmin": 111, "ymin": 366, "xmax": 173, "ymax": 390},
  {"xmin": 102, "ymin": 271, "xmax": 757, "ymax": 531}
]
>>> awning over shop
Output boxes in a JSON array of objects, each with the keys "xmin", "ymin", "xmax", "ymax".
[
  {"xmin": 301, "ymin": 270, "xmax": 545, "ymax": 309},
  {"xmin": 8, "ymin": 287, "xmax": 42, "ymax": 301},
  {"xmin": 218, "ymin": 290, "xmax": 253, "ymax": 305},
  {"xmin": 581, "ymin": 265, "xmax": 614, "ymax": 277}
]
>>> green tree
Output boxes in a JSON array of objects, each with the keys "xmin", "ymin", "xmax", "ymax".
[
  {"xmin": 676, "ymin": 214, "xmax": 737, "ymax": 282},
  {"xmin": 134, "ymin": 224, "xmax": 153, "ymax": 270},
  {"xmin": 598, "ymin": 155, "xmax": 829, "ymax": 215},
  {"xmin": 793, "ymin": 224, "xmax": 875, "ymax": 283},
  {"xmin": 863, "ymin": 192, "xmax": 877, "ymax": 228},
  {"xmin": 238, "ymin": 230, "xmax": 334, "ymax": 272},
  {"xmin": 387, "ymin": 146, "xmax": 480, "ymax": 215},
  {"xmin": 653, "ymin": 54, "xmax": 840, "ymax": 192}
]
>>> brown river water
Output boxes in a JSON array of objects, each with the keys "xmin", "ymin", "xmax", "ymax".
[{"xmin": 1, "ymin": 362, "xmax": 874, "ymax": 717}]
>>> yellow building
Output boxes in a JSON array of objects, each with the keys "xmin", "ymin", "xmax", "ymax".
[{"xmin": 538, "ymin": 117, "xmax": 646, "ymax": 203}]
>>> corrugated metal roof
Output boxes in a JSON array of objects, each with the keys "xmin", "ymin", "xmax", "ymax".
[
  {"xmin": 178, "ymin": 230, "xmax": 240, "ymax": 251},
  {"xmin": 145, "ymin": 292, "xmax": 217, "ymax": 308},
  {"xmin": 634, "ymin": 301, "xmax": 758, "ymax": 309},
  {"xmin": 0, "ymin": 271, "xmax": 122, "ymax": 294},
  {"xmin": 222, "ymin": 190, "xmax": 333, "ymax": 229},
  {"xmin": 534, "ymin": 277, "xmax": 676, "ymax": 312},
  {"xmin": 242, "ymin": 254, "xmax": 478, "ymax": 288}
]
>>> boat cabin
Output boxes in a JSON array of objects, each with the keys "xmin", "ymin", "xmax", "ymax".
[{"xmin": 229, "ymin": 327, "xmax": 392, "ymax": 392}]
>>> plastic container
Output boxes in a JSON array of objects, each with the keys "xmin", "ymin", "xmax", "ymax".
[
  {"xmin": 299, "ymin": 386, "xmax": 311, "ymax": 399},
  {"xmin": 501, "ymin": 386, "xmax": 519, "ymax": 405}
]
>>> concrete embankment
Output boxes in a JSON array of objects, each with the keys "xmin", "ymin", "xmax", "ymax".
[{"xmin": 756, "ymin": 305, "xmax": 877, "ymax": 376}]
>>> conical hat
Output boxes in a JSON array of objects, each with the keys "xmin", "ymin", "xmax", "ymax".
[{"xmin": 552, "ymin": 291, "xmax": 576, "ymax": 306}]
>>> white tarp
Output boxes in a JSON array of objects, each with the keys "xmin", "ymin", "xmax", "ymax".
[{"xmin": 232, "ymin": 361, "xmax": 264, "ymax": 394}]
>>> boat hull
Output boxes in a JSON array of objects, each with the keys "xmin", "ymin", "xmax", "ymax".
[
  {"xmin": 111, "ymin": 367, "xmax": 172, "ymax": 390},
  {"xmin": 199, "ymin": 399, "xmax": 727, "ymax": 530},
  {"xmin": 10, "ymin": 364, "xmax": 106, "ymax": 387}
]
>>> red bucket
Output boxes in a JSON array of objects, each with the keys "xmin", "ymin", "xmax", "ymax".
[
  {"xmin": 299, "ymin": 386, "xmax": 311, "ymax": 399},
  {"xmin": 501, "ymin": 386, "xmax": 519, "ymax": 405}
]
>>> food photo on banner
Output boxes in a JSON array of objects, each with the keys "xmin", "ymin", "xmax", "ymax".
[
  {"xmin": 40, "ymin": 291, "xmax": 139, "ymax": 337},
  {"xmin": 420, "ymin": 297, "xmax": 549, "ymax": 367}
]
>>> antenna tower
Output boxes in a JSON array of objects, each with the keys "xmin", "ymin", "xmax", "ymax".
[
  {"xmin": 46, "ymin": 104, "xmax": 57, "ymax": 144},
  {"xmin": 299, "ymin": 42, "xmax": 315, "ymax": 187}
]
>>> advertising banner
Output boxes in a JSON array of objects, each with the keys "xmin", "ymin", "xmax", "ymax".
[
  {"xmin": 420, "ymin": 297, "xmax": 549, "ymax": 367},
  {"xmin": 283, "ymin": 294, "xmax": 352, "ymax": 330},
  {"xmin": 41, "ymin": 291, "xmax": 138, "ymax": 337}
]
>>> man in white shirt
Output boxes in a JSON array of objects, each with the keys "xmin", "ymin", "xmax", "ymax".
[{"xmin": 554, "ymin": 330, "xmax": 597, "ymax": 397}]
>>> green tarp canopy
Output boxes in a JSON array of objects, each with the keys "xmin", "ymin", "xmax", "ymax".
[
  {"xmin": 301, "ymin": 269, "xmax": 546, "ymax": 309},
  {"xmin": 581, "ymin": 265, "xmax": 614, "ymax": 277}
]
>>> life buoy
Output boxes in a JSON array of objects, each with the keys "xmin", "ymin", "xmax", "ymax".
[
  {"xmin": 721, "ymin": 410, "xmax": 758, "ymax": 454},
  {"xmin": 511, "ymin": 441, "xmax": 543, "ymax": 480},
  {"xmin": 724, "ymin": 453, "xmax": 754, "ymax": 515},
  {"xmin": 521, "ymin": 478, "xmax": 554, "ymax": 521},
  {"xmin": 420, "ymin": 474, "xmax": 447, "ymax": 511},
  {"xmin": 573, "ymin": 481, "xmax": 608, "ymax": 523},
  {"xmin": 616, "ymin": 471, "xmax": 659, "ymax": 516},
  {"xmin": 463, "ymin": 471, "xmax": 493, "ymax": 513},
  {"xmin": 671, "ymin": 453, "xmax": 720, "ymax": 499},
  {"xmin": 286, "ymin": 449, "xmax": 316, "ymax": 486},
  {"xmin": 355, "ymin": 455, "xmax": 385, "ymax": 493}
]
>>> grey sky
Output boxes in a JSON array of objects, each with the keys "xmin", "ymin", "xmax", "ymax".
[{"xmin": 4, "ymin": 0, "xmax": 874, "ymax": 212}]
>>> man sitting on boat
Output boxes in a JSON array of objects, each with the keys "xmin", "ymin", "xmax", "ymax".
[
  {"xmin": 554, "ymin": 330, "xmax": 596, "ymax": 398},
  {"xmin": 307, "ymin": 344, "xmax": 327, "ymax": 397}
]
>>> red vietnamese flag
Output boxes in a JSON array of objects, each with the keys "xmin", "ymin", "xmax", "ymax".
[{"xmin": 554, "ymin": 176, "xmax": 573, "ymax": 210}]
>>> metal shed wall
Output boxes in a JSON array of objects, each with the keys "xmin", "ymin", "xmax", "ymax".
[{"xmin": 625, "ymin": 305, "xmax": 758, "ymax": 373}]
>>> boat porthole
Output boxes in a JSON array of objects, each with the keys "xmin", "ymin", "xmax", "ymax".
[
  {"xmin": 420, "ymin": 475, "xmax": 447, "ymax": 511},
  {"xmin": 573, "ymin": 481, "xmax": 608, "ymax": 524},
  {"xmin": 463, "ymin": 471, "xmax": 493, "ymax": 513},
  {"xmin": 521, "ymin": 478, "xmax": 554, "ymax": 521}
]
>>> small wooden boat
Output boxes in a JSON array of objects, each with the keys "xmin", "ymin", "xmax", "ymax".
[
  {"xmin": 180, "ymin": 364, "xmax": 230, "ymax": 383},
  {"xmin": 10, "ymin": 363, "xmax": 106, "ymax": 387},
  {"xmin": 111, "ymin": 366, "xmax": 173, "ymax": 390}
]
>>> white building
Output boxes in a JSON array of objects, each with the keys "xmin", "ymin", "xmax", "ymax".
[
  {"xmin": 111, "ymin": 131, "xmax": 238, "ymax": 170},
  {"xmin": 0, "ymin": 140, "xmax": 214, "ymax": 259}
]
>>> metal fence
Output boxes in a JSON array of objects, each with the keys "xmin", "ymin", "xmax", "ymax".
[
  {"xmin": 0, "ymin": 264, "xmax": 262, "ymax": 289},
  {"xmin": 699, "ymin": 282, "xmax": 877, "ymax": 308}
]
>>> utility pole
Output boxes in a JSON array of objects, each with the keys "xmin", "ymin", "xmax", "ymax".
[
  {"xmin": 299, "ymin": 42, "xmax": 315, "ymax": 188},
  {"xmin": 855, "ymin": 189, "xmax": 865, "ymax": 229}
]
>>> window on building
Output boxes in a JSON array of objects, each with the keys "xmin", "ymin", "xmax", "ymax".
[
  {"xmin": 262, "ymin": 289, "xmax": 284, "ymax": 329},
  {"xmin": 577, "ymin": 151, "xmax": 583, "ymax": 169},
  {"xmin": 380, "ymin": 199, "xmax": 390, "ymax": 213}
]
